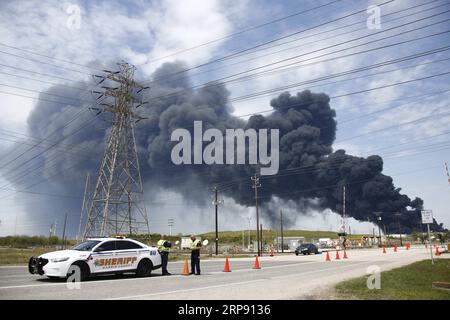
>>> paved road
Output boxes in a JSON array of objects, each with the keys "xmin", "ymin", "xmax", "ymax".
[{"xmin": 0, "ymin": 246, "xmax": 435, "ymax": 299}]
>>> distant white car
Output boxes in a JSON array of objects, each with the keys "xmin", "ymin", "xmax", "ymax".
[{"xmin": 28, "ymin": 237, "xmax": 161, "ymax": 281}]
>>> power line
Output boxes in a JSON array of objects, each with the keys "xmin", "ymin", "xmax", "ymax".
[
  {"xmin": 0, "ymin": 31, "xmax": 446, "ymax": 200},
  {"xmin": 140, "ymin": 0, "xmax": 396, "ymax": 84},
  {"xmin": 0, "ymin": 89, "xmax": 90, "ymax": 105},
  {"xmin": 2, "ymin": 84, "xmax": 450, "ymax": 201},
  {"xmin": 1, "ymin": 157, "xmax": 445, "ymax": 205},
  {"xmin": 227, "ymin": 29, "xmax": 450, "ymax": 100},
  {"xmin": 13, "ymin": 117, "xmax": 450, "ymax": 204},
  {"xmin": 0, "ymin": 115, "xmax": 99, "ymax": 188},
  {"xmin": 0, "ymin": 63, "xmax": 87, "ymax": 84},
  {"xmin": 229, "ymin": 50, "xmax": 450, "ymax": 103},
  {"xmin": 243, "ymin": 164, "xmax": 446, "ymax": 203},
  {"xmin": 214, "ymin": 89, "xmax": 450, "ymax": 189},
  {"xmin": 0, "ymin": 49, "xmax": 94, "ymax": 76},
  {"xmin": 7, "ymin": 64, "xmax": 449, "ymax": 194},
  {"xmin": 151, "ymin": 0, "xmax": 448, "ymax": 88},
  {"xmin": 0, "ymin": 108, "xmax": 89, "ymax": 169},
  {"xmin": 137, "ymin": 0, "xmax": 344, "ymax": 66},
  {"xmin": 0, "ymin": 83, "xmax": 93, "ymax": 104},
  {"xmin": 0, "ymin": 129, "xmax": 101, "ymax": 157},
  {"xmin": 0, "ymin": 42, "xmax": 103, "ymax": 72},
  {"xmin": 221, "ymin": 16, "xmax": 450, "ymax": 95},
  {"xmin": 213, "ymin": 124, "xmax": 450, "ymax": 191},
  {"xmin": 0, "ymin": 74, "xmax": 106, "ymax": 171},
  {"xmin": 0, "ymin": 70, "xmax": 89, "ymax": 91},
  {"xmin": 336, "ymin": 107, "xmax": 450, "ymax": 143},
  {"xmin": 6, "ymin": 64, "xmax": 446, "ymax": 196},
  {"xmin": 226, "ymin": 1, "xmax": 445, "ymax": 68},
  {"xmin": 143, "ymin": 20, "xmax": 450, "ymax": 103},
  {"xmin": 0, "ymin": 136, "xmax": 449, "ymax": 206}
]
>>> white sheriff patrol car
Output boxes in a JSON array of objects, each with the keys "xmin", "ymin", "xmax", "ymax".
[{"xmin": 28, "ymin": 237, "xmax": 161, "ymax": 281}]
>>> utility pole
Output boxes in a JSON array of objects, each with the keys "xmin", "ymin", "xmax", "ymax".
[
  {"xmin": 395, "ymin": 212, "xmax": 403, "ymax": 246},
  {"xmin": 378, "ymin": 217, "xmax": 382, "ymax": 247},
  {"xmin": 372, "ymin": 228, "xmax": 375, "ymax": 247},
  {"xmin": 343, "ymin": 185, "xmax": 346, "ymax": 226},
  {"xmin": 49, "ymin": 220, "xmax": 57, "ymax": 245},
  {"xmin": 247, "ymin": 217, "xmax": 251, "ymax": 250},
  {"xmin": 275, "ymin": 229, "xmax": 278, "ymax": 253},
  {"xmin": 62, "ymin": 212, "xmax": 68, "ymax": 250},
  {"xmin": 83, "ymin": 62, "xmax": 150, "ymax": 238},
  {"xmin": 168, "ymin": 218, "xmax": 174, "ymax": 236},
  {"xmin": 339, "ymin": 185, "xmax": 346, "ymax": 249},
  {"xmin": 49, "ymin": 223, "xmax": 53, "ymax": 240},
  {"xmin": 280, "ymin": 210, "xmax": 284, "ymax": 253},
  {"xmin": 212, "ymin": 187, "xmax": 223, "ymax": 255},
  {"xmin": 251, "ymin": 174, "xmax": 261, "ymax": 256},
  {"xmin": 374, "ymin": 212, "xmax": 382, "ymax": 247},
  {"xmin": 260, "ymin": 223, "xmax": 263, "ymax": 255},
  {"xmin": 445, "ymin": 162, "xmax": 450, "ymax": 186}
]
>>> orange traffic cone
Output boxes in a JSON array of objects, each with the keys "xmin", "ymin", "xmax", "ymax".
[
  {"xmin": 383, "ymin": 247, "xmax": 386, "ymax": 254},
  {"xmin": 253, "ymin": 256, "xmax": 261, "ymax": 269},
  {"xmin": 394, "ymin": 246, "xmax": 397, "ymax": 252},
  {"xmin": 335, "ymin": 250, "xmax": 340, "ymax": 260},
  {"xmin": 435, "ymin": 247, "xmax": 441, "ymax": 256},
  {"xmin": 269, "ymin": 247, "xmax": 274, "ymax": 257},
  {"xmin": 223, "ymin": 257, "xmax": 231, "ymax": 272},
  {"xmin": 182, "ymin": 257, "xmax": 189, "ymax": 276},
  {"xmin": 343, "ymin": 250, "xmax": 348, "ymax": 259},
  {"xmin": 325, "ymin": 251, "xmax": 331, "ymax": 261}
]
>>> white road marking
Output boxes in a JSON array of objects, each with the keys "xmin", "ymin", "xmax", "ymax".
[
  {"xmin": 107, "ymin": 279, "xmax": 269, "ymax": 300},
  {"xmin": 107, "ymin": 260, "xmax": 377, "ymax": 300},
  {"xmin": 0, "ymin": 273, "xmax": 184, "ymax": 290},
  {"xmin": 0, "ymin": 266, "xmax": 27, "ymax": 269}
]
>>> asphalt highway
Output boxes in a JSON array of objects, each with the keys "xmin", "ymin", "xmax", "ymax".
[{"xmin": 0, "ymin": 246, "xmax": 434, "ymax": 299}]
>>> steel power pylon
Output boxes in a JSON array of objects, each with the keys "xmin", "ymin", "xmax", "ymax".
[{"xmin": 83, "ymin": 61, "xmax": 150, "ymax": 238}]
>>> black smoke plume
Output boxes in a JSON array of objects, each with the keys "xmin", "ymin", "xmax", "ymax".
[{"xmin": 1, "ymin": 62, "xmax": 445, "ymax": 235}]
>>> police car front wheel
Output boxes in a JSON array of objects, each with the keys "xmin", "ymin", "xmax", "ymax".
[
  {"xmin": 136, "ymin": 259, "xmax": 153, "ymax": 277},
  {"xmin": 67, "ymin": 261, "xmax": 90, "ymax": 281}
]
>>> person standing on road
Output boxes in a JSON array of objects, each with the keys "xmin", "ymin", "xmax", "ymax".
[
  {"xmin": 157, "ymin": 235, "xmax": 172, "ymax": 276},
  {"xmin": 190, "ymin": 235, "xmax": 202, "ymax": 275}
]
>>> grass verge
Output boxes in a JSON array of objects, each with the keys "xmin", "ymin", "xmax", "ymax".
[
  {"xmin": 335, "ymin": 258, "xmax": 450, "ymax": 299},
  {"xmin": 0, "ymin": 247, "xmax": 51, "ymax": 265}
]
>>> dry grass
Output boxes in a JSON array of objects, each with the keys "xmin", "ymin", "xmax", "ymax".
[{"xmin": 0, "ymin": 247, "xmax": 55, "ymax": 265}]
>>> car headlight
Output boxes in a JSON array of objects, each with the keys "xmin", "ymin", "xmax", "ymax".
[{"xmin": 50, "ymin": 257, "xmax": 70, "ymax": 263}]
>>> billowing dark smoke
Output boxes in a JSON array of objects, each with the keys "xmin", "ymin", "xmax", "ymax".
[{"xmin": 1, "ymin": 61, "xmax": 445, "ymax": 235}]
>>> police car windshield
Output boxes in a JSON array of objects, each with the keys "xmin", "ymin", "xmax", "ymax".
[{"xmin": 72, "ymin": 240, "xmax": 101, "ymax": 251}]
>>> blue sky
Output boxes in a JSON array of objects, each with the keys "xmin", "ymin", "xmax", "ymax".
[{"xmin": 0, "ymin": 0, "xmax": 449, "ymax": 236}]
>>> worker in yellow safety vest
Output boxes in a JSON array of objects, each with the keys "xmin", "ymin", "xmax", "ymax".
[
  {"xmin": 190, "ymin": 235, "xmax": 202, "ymax": 275},
  {"xmin": 157, "ymin": 235, "xmax": 172, "ymax": 276}
]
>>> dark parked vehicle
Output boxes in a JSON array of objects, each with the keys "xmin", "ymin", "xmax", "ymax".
[{"xmin": 295, "ymin": 243, "xmax": 319, "ymax": 255}]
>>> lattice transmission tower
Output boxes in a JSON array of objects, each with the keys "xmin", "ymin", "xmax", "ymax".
[{"xmin": 82, "ymin": 61, "xmax": 150, "ymax": 238}]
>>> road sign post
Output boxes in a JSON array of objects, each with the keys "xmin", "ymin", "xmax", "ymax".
[{"xmin": 421, "ymin": 210, "xmax": 434, "ymax": 265}]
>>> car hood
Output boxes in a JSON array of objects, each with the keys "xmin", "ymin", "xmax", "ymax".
[{"xmin": 40, "ymin": 250, "xmax": 89, "ymax": 260}]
